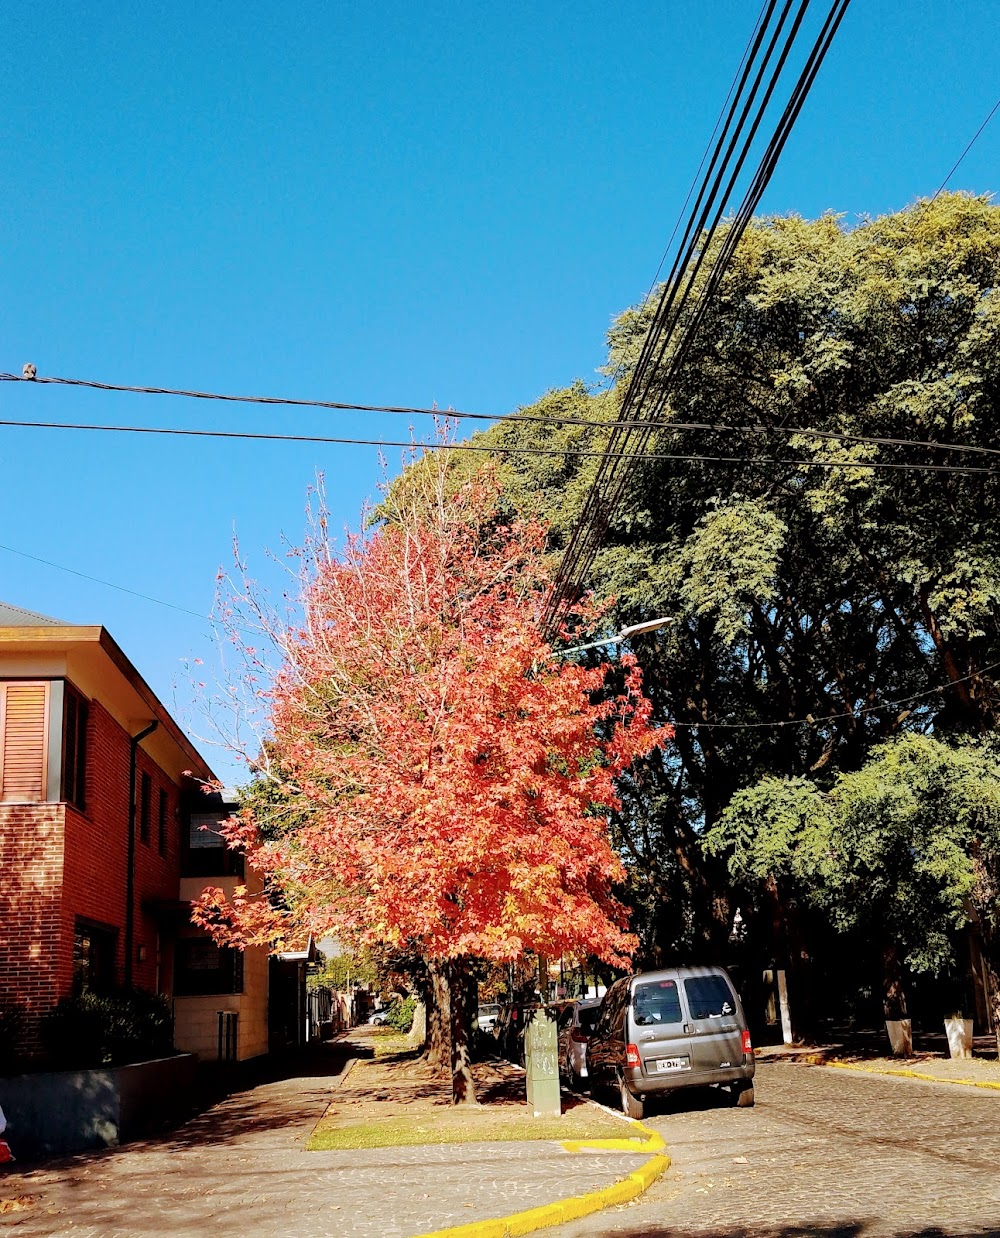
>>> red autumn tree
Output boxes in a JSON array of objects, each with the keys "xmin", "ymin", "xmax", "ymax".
[{"xmin": 195, "ymin": 447, "xmax": 669, "ymax": 1100}]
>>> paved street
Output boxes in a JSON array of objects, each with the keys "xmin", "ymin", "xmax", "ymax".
[
  {"xmin": 3, "ymin": 1060, "xmax": 1000, "ymax": 1237},
  {"xmin": 562, "ymin": 1062, "xmax": 1000, "ymax": 1238},
  {"xmin": 0, "ymin": 1043, "xmax": 647, "ymax": 1238}
]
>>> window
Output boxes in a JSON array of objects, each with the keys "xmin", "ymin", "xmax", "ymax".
[
  {"xmin": 684, "ymin": 975, "xmax": 736, "ymax": 1020},
  {"xmin": 158, "ymin": 788, "xmax": 168, "ymax": 855},
  {"xmin": 182, "ymin": 811, "xmax": 243, "ymax": 877},
  {"xmin": 175, "ymin": 937, "xmax": 244, "ymax": 996},
  {"xmin": 0, "ymin": 681, "xmax": 49, "ymax": 803},
  {"xmin": 73, "ymin": 919, "xmax": 117, "ymax": 994},
  {"xmin": 139, "ymin": 772, "xmax": 151, "ymax": 844},
  {"xmin": 62, "ymin": 685, "xmax": 88, "ymax": 810},
  {"xmin": 632, "ymin": 979, "xmax": 683, "ymax": 1025}
]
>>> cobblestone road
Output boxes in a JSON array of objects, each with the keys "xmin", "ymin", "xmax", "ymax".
[
  {"xmin": 4, "ymin": 1061, "xmax": 999, "ymax": 1237},
  {"xmin": 562, "ymin": 1062, "xmax": 1000, "ymax": 1238},
  {"xmin": 0, "ymin": 1046, "xmax": 647, "ymax": 1238}
]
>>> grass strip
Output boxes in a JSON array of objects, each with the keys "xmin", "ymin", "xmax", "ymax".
[{"xmin": 309, "ymin": 1105, "xmax": 642, "ymax": 1151}]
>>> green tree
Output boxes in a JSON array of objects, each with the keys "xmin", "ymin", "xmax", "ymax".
[
  {"xmin": 475, "ymin": 194, "xmax": 1000, "ymax": 968},
  {"xmin": 706, "ymin": 734, "xmax": 1000, "ymax": 1023}
]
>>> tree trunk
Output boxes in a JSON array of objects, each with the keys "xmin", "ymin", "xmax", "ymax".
[
  {"xmin": 764, "ymin": 876, "xmax": 817, "ymax": 1042},
  {"xmin": 448, "ymin": 956, "xmax": 478, "ymax": 1105},
  {"xmin": 424, "ymin": 957, "xmax": 451, "ymax": 1072},
  {"xmin": 882, "ymin": 941, "xmax": 908, "ymax": 1020}
]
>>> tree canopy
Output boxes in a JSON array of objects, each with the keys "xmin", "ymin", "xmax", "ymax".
[
  {"xmin": 195, "ymin": 454, "xmax": 667, "ymax": 969},
  {"xmin": 470, "ymin": 193, "xmax": 1000, "ymax": 969}
]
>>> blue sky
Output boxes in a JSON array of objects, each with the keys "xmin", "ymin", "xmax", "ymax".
[{"xmin": 2, "ymin": 1, "xmax": 998, "ymax": 782}]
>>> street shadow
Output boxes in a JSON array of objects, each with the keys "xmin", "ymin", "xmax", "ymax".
[
  {"xmin": 5, "ymin": 1038, "xmax": 357, "ymax": 1171},
  {"xmin": 602, "ymin": 1225, "xmax": 1000, "ymax": 1238}
]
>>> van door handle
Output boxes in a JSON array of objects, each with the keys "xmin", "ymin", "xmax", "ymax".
[{"xmin": 683, "ymin": 1023, "xmax": 693, "ymax": 1034}]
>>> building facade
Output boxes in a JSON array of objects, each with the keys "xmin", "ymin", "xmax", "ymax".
[{"xmin": 0, "ymin": 601, "xmax": 271, "ymax": 1062}]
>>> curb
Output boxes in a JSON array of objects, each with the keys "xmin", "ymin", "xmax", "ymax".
[
  {"xmin": 822, "ymin": 1059, "xmax": 1000, "ymax": 1093},
  {"xmin": 410, "ymin": 1121, "xmax": 670, "ymax": 1238},
  {"xmin": 335, "ymin": 1057, "xmax": 359, "ymax": 1088}
]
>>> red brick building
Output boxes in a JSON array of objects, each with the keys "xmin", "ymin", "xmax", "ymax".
[{"xmin": 0, "ymin": 601, "xmax": 273, "ymax": 1061}]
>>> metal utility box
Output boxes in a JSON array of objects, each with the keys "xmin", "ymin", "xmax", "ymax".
[{"xmin": 524, "ymin": 1008, "xmax": 561, "ymax": 1117}]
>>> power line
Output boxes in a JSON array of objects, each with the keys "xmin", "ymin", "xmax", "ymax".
[
  {"xmin": 0, "ymin": 415, "xmax": 992, "ymax": 473},
  {"xmin": 933, "ymin": 95, "xmax": 1000, "ymax": 200},
  {"xmin": 665, "ymin": 658, "xmax": 1000, "ymax": 731},
  {"xmin": 0, "ymin": 541, "xmax": 209, "ymax": 620},
  {"xmin": 545, "ymin": 0, "xmax": 853, "ymax": 633},
  {"xmin": 6, "ymin": 368, "xmax": 1000, "ymax": 461}
]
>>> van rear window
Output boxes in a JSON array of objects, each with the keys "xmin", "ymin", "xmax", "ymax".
[
  {"xmin": 684, "ymin": 976, "xmax": 736, "ymax": 1019},
  {"xmin": 632, "ymin": 980, "xmax": 682, "ymax": 1025},
  {"xmin": 578, "ymin": 1007, "xmax": 600, "ymax": 1032}
]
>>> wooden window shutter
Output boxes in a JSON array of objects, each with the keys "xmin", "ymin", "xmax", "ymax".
[{"xmin": 0, "ymin": 682, "xmax": 49, "ymax": 802}]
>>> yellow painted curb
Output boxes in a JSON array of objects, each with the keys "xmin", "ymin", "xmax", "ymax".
[
  {"xmin": 825, "ymin": 1060, "xmax": 1000, "ymax": 1092},
  {"xmin": 410, "ymin": 1122, "xmax": 670, "ymax": 1238}
]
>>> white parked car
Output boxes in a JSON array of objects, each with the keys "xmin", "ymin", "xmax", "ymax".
[{"xmin": 477, "ymin": 1002, "xmax": 501, "ymax": 1034}]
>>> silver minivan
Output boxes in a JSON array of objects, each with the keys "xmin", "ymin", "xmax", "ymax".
[{"xmin": 586, "ymin": 965, "xmax": 755, "ymax": 1118}]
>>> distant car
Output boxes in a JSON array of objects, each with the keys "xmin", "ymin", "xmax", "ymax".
[
  {"xmin": 477, "ymin": 1002, "xmax": 501, "ymax": 1034},
  {"xmin": 493, "ymin": 1002, "xmax": 537, "ymax": 1065},
  {"xmin": 369, "ymin": 1010, "xmax": 390, "ymax": 1026},
  {"xmin": 556, "ymin": 998, "xmax": 602, "ymax": 1088}
]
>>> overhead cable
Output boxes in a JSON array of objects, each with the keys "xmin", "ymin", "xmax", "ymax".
[
  {"xmin": 0, "ymin": 415, "xmax": 990, "ymax": 473},
  {"xmin": 545, "ymin": 0, "xmax": 852, "ymax": 633},
  {"xmin": 3, "ymin": 368, "xmax": 997, "ymax": 460}
]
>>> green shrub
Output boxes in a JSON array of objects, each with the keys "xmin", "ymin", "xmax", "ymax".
[
  {"xmin": 0, "ymin": 1003, "xmax": 26, "ymax": 1074},
  {"xmin": 384, "ymin": 996, "xmax": 416, "ymax": 1033},
  {"xmin": 41, "ymin": 989, "xmax": 174, "ymax": 1068}
]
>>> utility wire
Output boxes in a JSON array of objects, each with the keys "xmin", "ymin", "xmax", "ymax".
[
  {"xmin": 640, "ymin": 0, "xmax": 772, "ymax": 304},
  {"xmin": 3, "ymin": 370, "xmax": 1000, "ymax": 460},
  {"xmin": 664, "ymin": 657, "xmax": 1000, "ymax": 730},
  {"xmin": 0, "ymin": 415, "xmax": 991, "ymax": 473},
  {"xmin": 933, "ymin": 95, "xmax": 1000, "ymax": 199},
  {"xmin": 0, "ymin": 541, "xmax": 209, "ymax": 620},
  {"xmin": 5, "ymin": 371, "xmax": 1000, "ymax": 461},
  {"xmin": 546, "ymin": 0, "xmax": 852, "ymax": 632}
]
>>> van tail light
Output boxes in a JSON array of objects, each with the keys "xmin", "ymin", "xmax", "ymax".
[
  {"xmin": 741, "ymin": 1029, "xmax": 753, "ymax": 1055},
  {"xmin": 570, "ymin": 1028, "xmax": 589, "ymax": 1044},
  {"xmin": 626, "ymin": 1043, "xmax": 641, "ymax": 1068}
]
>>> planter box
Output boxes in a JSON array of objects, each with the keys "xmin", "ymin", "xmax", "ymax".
[
  {"xmin": 885, "ymin": 1018, "xmax": 912, "ymax": 1056},
  {"xmin": 1, "ymin": 1054, "xmax": 197, "ymax": 1158},
  {"xmin": 945, "ymin": 1017, "xmax": 974, "ymax": 1059}
]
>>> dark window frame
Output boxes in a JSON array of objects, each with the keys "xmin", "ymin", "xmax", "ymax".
[
  {"xmin": 157, "ymin": 788, "xmax": 168, "ymax": 855},
  {"xmin": 73, "ymin": 917, "xmax": 117, "ymax": 994},
  {"xmin": 182, "ymin": 810, "xmax": 244, "ymax": 877},
  {"xmin": 62, "ymin": 685, "xmax": 89, "ymax": 811},
  {"xmin": 139, "ymin": 771, "xmax": 151, "ymax": 845},
  {"xmin": 174, "ymin": 936, "xmax": 245, "ymax": 996}
]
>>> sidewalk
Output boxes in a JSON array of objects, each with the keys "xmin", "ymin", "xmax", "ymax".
[
  {"xmin": 757, "ymin": 1032, "xmax": 1000, "ymax": 1090},
  {"xmin": 0, "ymin": 1031, "xmax": 662, "ymax": 1238}
]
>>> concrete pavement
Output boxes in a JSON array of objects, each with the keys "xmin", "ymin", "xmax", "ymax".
[
  {"xmin": 0, "ymin": 1037, "xmax": 654, "ymax": 1237},
  {"xmin": 5, "ymin": 1041, "xmax": 1000, "ymax": 1237},
  {"xmin": 557, "ymin": 1060, "xmax": 1000, "ymax": 1237}
]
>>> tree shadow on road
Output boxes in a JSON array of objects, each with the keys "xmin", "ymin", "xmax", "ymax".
[
  {"xmin": 602, "ymin": 1226, "xmax": 1000, "ymax": 1238},
  {"xmin": 596, "ymin": 1223, "xmax": 1000, "ymax": 1233}
]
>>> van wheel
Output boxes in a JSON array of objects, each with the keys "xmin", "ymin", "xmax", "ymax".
[
  {"xmin": 620, "ymin": 1078, "xmax": 645, "ymax": 1120},
  {"xmin": 733, "ymin": 1082, "xmax": 754, "ymax": 1108}
]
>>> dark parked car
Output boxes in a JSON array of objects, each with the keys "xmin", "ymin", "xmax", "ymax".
[
  {"xmin": 586, "ymin": 966, "xmax": 755, "ymax": 1119},
  {"xmin": 556, "ymin": 998, "xmax": 602, "ymax": 1088}
]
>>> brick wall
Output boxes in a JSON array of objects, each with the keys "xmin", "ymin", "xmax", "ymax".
[
  {"xmin": 2, "ymin": 699, "xmax": 189, "ymax": 1057},
  {"xmin": 0, "ymin": 803, "xmax": 66, "ymax": 1052},
  {"xmin": 60, "ymin": 702, "xmax": 185, "ymax": 994}
]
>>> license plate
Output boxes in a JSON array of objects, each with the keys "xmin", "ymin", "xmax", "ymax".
[{"xmin": 655, "ymin": 1056, "xmax": 690, "ymax": 1072}]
